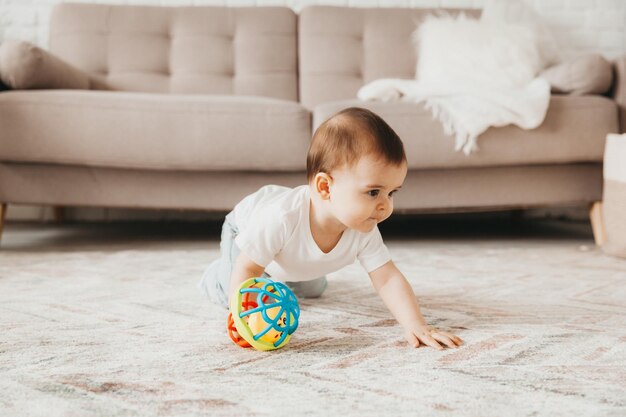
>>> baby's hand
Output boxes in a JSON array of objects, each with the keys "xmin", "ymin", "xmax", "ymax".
[{"xmin": 405, "ymin": 326, "xmax": 464, "ymax": 350}]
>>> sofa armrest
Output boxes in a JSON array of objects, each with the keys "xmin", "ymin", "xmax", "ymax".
[
  {"xmin": 613, "ymin": 56, "xmax": 626, "ymax": 133},
  {"xmin": 0, "ymin": 40, "xmax": 90, "ymax": 90}
]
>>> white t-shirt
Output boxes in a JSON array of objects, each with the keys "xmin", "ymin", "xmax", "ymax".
[{"xmin": 230, "ymin": 185, "xmax": 391, "ymax": 282}]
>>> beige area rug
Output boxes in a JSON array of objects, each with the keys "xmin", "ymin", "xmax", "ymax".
[{"xmin": 0, "ymin": 220, "xmax": 625, "ymax": 417}]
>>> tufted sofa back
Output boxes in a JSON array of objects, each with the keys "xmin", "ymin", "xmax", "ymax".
[
  {"xmin": 49, "ymin": 3, "xmax": 298, "ymax": 101},
  {"xmin": 298, "ymin": 6, "xmax": 479, "ymax": 109}
]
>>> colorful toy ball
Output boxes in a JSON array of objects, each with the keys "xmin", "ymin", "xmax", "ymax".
[{"xmin": 227, "ymin": 277, "xmax": 300, "ymax": 351}]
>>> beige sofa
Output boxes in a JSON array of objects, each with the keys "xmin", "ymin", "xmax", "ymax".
[{"xmin": 0, "ymin": 3, "xmax": 624, "ymax": 243}]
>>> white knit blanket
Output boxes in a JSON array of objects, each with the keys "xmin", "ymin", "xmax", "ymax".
[
  {"xmin": 358, "ymin": 77, "xmax": 550, "ymax": 154},
  {"xmin": 357, "ymin": 4, "xmax": 553, "ymax": 154}
]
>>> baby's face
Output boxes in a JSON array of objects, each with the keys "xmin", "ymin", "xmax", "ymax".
[{"xmin": 329, "ymin": 155, "xmax": 407, "ymax": 233}]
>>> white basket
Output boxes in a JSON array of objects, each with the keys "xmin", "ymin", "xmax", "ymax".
[{"xmin": 602, "ymin": 133, "xmax": 626, "ymax": 258}]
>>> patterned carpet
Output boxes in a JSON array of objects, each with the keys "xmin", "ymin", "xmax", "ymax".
[{"xmin": 0, "ymin": 218, "xmax": 625, "ymax": 417}]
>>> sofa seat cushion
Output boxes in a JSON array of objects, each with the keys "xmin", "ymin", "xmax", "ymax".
[
  {"xmin": 315, "ymin": 95, "xmax": 617, "ymax": 169},
  {"xmin": 0, "ymin": 90, "xmax": 311, "ymax": 171}
]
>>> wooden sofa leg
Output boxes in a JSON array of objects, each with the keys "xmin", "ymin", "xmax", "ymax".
[
  {"xmin": 0, "ymin": 203, "xmax": 6, "ymax": 245},
  {"xmin": 53, "ymin": 206, "xmax": 65, "ymax": 223},
  {"xmin": 589, "ymin": 201, "xmax": 606, "ymax": 246}
]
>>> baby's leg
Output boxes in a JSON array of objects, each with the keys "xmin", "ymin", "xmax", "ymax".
[
  {"xmin": 197, "ymin": 216, "xmax": 241, "ymax": 309},
  {"xmin": 284, "ymin": 276, "xmax": 327, "ymax": 299}
]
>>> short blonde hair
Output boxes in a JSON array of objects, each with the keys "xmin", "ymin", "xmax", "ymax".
[{"xmin": 306, "ymin": 107, "xmax": 406, "ymax": 183}]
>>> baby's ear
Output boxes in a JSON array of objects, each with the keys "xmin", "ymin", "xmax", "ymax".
[{"xmin": 314, "ymin": 172, "xmax": 332, "ymax": 200}]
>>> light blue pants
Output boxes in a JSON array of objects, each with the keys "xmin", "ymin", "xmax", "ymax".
[{"xmin": 198, "ymin": 215, "xmax": 327, "ymax": 309}]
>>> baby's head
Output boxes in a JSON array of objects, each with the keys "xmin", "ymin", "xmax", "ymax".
[
  {"xmin": 306, "ymin": 107, "xmax": 407, "ymax": 232},
  {"xmin": 307, "ymin": 107, "xmax": 407, "ymax": 183}
]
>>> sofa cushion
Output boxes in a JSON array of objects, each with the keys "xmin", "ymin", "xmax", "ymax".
[
  {"xmin": 314, "ymin": 95, "xmax": 617, "ymax": 169},
  {"xmin": 0, "ymin": 40, "xmax": 90, "ymax": 90},
  {"xmin": 0, "ymin": 90, "xmax": 311, "ymax": 171},
  {"xmin": 299, "ymin": 6, "xmax": 480, "ymax": 109},
  {"xmin": 49, "ymin": 3, "xmax": 298, "ymax": 101}
]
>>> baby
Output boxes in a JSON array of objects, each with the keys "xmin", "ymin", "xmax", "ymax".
[{"xmin": 199, "ymin": 107, "xmax": 463, "ymax": 350}]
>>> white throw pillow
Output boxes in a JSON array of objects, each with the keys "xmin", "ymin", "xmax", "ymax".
[
  {"xmin": 540, "ymin": 54, "xmax": 613, "ymax": 95},
  {"xmin": 414, "ymin": 13, "xmax": 543, "ymax": 89},
  {"xmin": 480, "ymin": 0, "xmax": 560, "ymax": 68}
]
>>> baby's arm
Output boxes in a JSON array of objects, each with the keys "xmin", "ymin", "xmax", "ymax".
[
  {"xmin": 369, "ymin": 260, "xmax": 464, "ymax": 350},
  {"xmin": 228, "ymin": 251, "xmax": 265, "ymax": 306}
]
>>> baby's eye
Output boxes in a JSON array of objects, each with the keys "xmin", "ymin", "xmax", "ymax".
[
  {"xmin": 389, "ymin": 190, "xmax": 397, "ymax": 198},
  {"xmin": 367, "ymin": 190, "xmax": 380, "ymax": 197}
]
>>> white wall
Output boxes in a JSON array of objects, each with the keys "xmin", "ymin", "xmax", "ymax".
[
  {"xmin": 1, "ymin": 0, "xmax": 625, "ymax": 59},
  {"xmin": 1, "ymin": 0, "xmax": 624, "ymax": 221}
]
